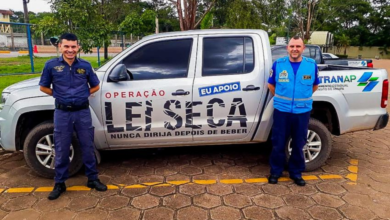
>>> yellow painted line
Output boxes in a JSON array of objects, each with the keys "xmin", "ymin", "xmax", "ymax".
[
  {"xmin": 302, "ymin": 175, "xmax": 319, "ymax": 180},
  {"xmin": 220, "ymin": 179, "xmax": 243, "ymax": 184},
  {"xmin": 107, "ymin": 185, "xmax": 119, "ymax": 189},
  {"xmin": 6, "ymin": 188, "xmax": 34, "ymax": 193},
  {"xmin": 0, "ymin": 51, "xmax": 10, "ymax": 54},
  {"xmin": 67, "ymin": 186, "xmax": 90, "ymax": 191},
  {"xmin": 350, "ymin": 159, "xmax": 359, "ymax": 165},
  {"xmin": 167, "ymin": 181, "xmax": 189, "ymax": 185},
  {"xmin": 0, "ymin": 174, "xmax": 350, "ymax": 194},
  {"xmin": 143, "ymin": 182, "xmax": 162, "ymax": 186},
  {"xmin": 348, "ymin": 166, "xmax": 358, "ymax": 173},
  {"xmin": 18, "ymin": 51, "xmax": 29, "ymax": 54},
  {"xmin": 35, "ymin": 187, "xmax": 53, "ymax": 192},
  {"xmin": 154, "ymin": 184, "xmax": 172, "ymax": 187},
  {"xmin": 346, "ymin": 173, "xmax": 358, "ymax": 182},
  {"xmin": 125, "ymin": 184, "xmax": 147, "ymax": 189},
  {"xmin": 347, "ymin": 182, "xmax": 357, "ymax": 185},
  {"xmin": 194, "ymin": 180, "xmax": 217, "ymax": 185},
  {"xmin": 277, "ymin": 177, "xmax": 292, "ymax": 182},
  {"xmin": 245, "ymin": 178, "xmax": 268, "ymax": 183},
  {"xmin": 319, "ymin": 175, "xmax": 343, "ymax": 180}
]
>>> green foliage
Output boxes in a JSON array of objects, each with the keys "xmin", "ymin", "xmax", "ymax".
[
  {"xmin": 200, "ymin": 12, "xmax": 214, "ymax": 29},
  {"xmin": 120, "ymin": 10, "xmax": 156, "ymax": 36},
  {"xmin": 120, "ymin": 12, "xmax": 144, "ymax": 36},
  {"xmin": 226, "ymin": 0, "xmax": 264, "ymax": 29},
  {"xmin": 41, "ymin": 0, "xmax": 113, "ymax": 53},
  {"xmin": 269, "ymin": 33, "xmax": 276, "ymax": 45},
  {"xmin": 141, "ymin": 10, "xmax": 157, "ymax": 35}
]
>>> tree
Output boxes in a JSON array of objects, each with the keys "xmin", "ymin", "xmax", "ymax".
[
  {"xmin": 169, "ymin": 0, "xmax": 216, "ymax": 30},
  {"xmin": 45, "ymin": 0, "xmax": 113, "ymax": 54},
  {"xmin": 290, "ymin": 0, "xmax": 320, "ymax": 41},
  {"xmin": 225, "ymin": 0, "xmax": 264, "ymax": 29},
  {"xmin": 336, "ymin": 34, "xmax": 351, "ymax": 55}
]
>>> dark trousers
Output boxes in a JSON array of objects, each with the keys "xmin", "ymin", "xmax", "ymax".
[
  {"xmin": 270, "ymin": 109, "xmax": 311, "ymax": 179},
  {"xmin": 54, "ymin": 108, "xmax": 98, "ymax": 183}
]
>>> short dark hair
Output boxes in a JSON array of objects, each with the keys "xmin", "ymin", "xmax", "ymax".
[
  {"xmin": 292, "ymin": 35, "xmax": 303, "ymax": 41},
  {"xmin": 59, "ymin": 33, "xmax": 78, "ymax": 43}
]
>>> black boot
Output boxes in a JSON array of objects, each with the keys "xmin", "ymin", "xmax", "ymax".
[
  {"xmin": 268, "ymin": 175, "xmax": 280, "ymax": 184},
  {"xmin": 48, "ymin": 182, "xmax": 66, "ymax": 200},
  {"xmin": 87, "ymin": 179, "xmax": 107, "ymax": 191}
]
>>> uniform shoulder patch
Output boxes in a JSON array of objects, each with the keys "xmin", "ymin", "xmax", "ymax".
[{"xmin": 269, "ymin": 69, "xmax": 273, "ymax": 77}]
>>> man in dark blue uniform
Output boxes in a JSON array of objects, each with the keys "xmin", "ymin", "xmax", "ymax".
[
  {"xmin": 39, "ymin": 33, "xmax": 107, "ymax": 200},
  {"xmin": 267, "ymin": 36, "xmax": 320, "ymax": 186}
]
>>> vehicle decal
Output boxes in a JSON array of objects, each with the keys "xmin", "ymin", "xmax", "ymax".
[
  {"xmin": 105, "ymin": 90, "xmax": 166, "ymax": 99},
  {"xmin": 357, "ymin": 72, "xmax": 378, "ymax": 92},
  {"xmin": 317, "ymin": 75, "xmax": 357, "ymax": 91},
  {"xmin": 198, "ymin": 82, "xmax": 241, "ymax": 97},
  {"xmin": 104, "ymin": 98, "xmax": 248, "ymax": 139}
]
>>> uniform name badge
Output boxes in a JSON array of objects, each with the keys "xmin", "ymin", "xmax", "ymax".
[
  {"xmin": 278, "ymin": 70, "xmax": 289, "ymax": 82},
  {"xmin": 77, "ymin": 68, "xmax": 86, "ymax": 74},
  {"xmin": 54, "ymin": 65, "xmax": 65, "ymax": 72}
]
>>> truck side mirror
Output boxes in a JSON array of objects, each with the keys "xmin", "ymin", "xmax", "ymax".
[{"xmin": 108, "ymin": 64, "xmax": 131, "ymax": 82}]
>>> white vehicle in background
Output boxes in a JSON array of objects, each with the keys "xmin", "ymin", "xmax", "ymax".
[
  {"xmin": 323, "ymin": 53, "xmax": 339, "ymax": 59},
  {"xmin": 0, "ymin": 29, "xmax": 388, "ymax": 178}
]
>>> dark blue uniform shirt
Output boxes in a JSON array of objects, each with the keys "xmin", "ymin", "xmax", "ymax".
[
  {"xmin": 39, "ymin": 56, "xmax": 100, "ymax": 106},
  {"xmin": 268, "ymin": 61, "xmax": 320, "ymax": 85}
]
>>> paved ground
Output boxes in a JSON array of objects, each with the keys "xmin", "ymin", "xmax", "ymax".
[{"xmin": 0, "ymin": 60, "xmax": 389, "ymax": 219}]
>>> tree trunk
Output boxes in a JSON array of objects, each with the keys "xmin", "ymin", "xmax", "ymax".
[
  {"xmin": 23, "ymin": 0, "xmax": 30, "ymax": 24},
  {"xmin": 41, "ymin": 32, "xmax": 44, "ymax": 45},
  {"xmin": 11, "ymin": 26, "xmax": 15, "ymax": 51},
  {"xmin": 155, "ymin": 16, "xmax": 159, "ymax": 34}
]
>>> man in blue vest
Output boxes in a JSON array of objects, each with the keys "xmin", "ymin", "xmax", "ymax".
[
  {"xmin": 39, "ymin": 33, "xmax": 107, "ymax": 200},
  {"xmin": 267, "ymin": 36, "xmax": 319, "ymax": 186}
]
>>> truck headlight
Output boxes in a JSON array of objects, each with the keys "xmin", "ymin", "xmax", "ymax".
[{"xmin": 1, "ymin": 92, "xmax": 9, "ymax": 104}]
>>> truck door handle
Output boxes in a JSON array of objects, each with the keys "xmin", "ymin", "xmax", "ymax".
[
  {"xmin": 172, "ymin": 89, "xmax": 190, "ymax": 96},
  {"xmin": 243, "ymin": 85, "xmax": 260, "ymax": 91}
]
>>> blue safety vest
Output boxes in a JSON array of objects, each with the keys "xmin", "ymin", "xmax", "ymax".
[{"xmin": 274, "ymin": 56, "xmax": 316, "ymax": 114}]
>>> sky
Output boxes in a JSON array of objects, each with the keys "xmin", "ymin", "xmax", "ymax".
[{"xmin": 0, "ymin": 0, "xmax": 52, "ymax": 13}]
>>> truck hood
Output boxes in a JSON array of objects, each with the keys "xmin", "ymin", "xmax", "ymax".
[{"xmin": 3, "ymin": 77, "xmax": 41, "ymax": 94}]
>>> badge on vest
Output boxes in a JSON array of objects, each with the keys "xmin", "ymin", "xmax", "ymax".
[
  {"xmin": 303, "ymin": 75, "xmax": 311, "ymax": 80},
  {"xmin": 278, "ymin": 70, "xmax": 289, "ymax": 82},
  {"xmin": 77, "ymin": 68, "xmax": 86, "ymax": 74},
  {"xmin": 53, "ymin": 65, "xmax": 65, "ymax": 72}
]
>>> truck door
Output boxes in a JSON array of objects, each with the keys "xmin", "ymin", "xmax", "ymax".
[
  {"xmin": 191, "ymin": 34, "xmax": 266, "ymax": 142},
  {"xmin": 101, "ymin": 36, "xmax": 197, "ymax": 147}
]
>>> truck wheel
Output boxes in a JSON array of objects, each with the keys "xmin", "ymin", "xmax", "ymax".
[
  {"xmin": 23, "ymin": 121, "xmax": 83, "ymax": 179},
  {"xmin": 286, "ymin": 118, "xmax": 332, "ymax": 171}
]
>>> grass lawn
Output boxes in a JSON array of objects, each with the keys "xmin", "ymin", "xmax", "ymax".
[
  {"xmin": 0, "ymin": 55, "xmax": 111, "ymax": 95},
  {"xmin": 0, "ymin": 55, "xmax": 108, "ymax": 74}
]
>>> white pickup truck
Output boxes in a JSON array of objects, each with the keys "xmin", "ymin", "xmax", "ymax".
[{"xmin": 0, "ymin": 29, "xmax": 388, "ymax": 178}]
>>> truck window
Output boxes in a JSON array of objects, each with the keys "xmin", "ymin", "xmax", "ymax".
[
  {"xmin": 271, "ymin": 47, "xmax": 288, "ymax": 62},
  {"xmin": 202, "ymin": 37, "xmax": 254, "ymax": 76},
  {"xmin": 122, "ymin": 39, "xmax": 193, "ymax": 80}
]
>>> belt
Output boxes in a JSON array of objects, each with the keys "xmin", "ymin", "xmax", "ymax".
[{"xmin": 55, "ymin": 101, "xmax": 89, "ymax": 111}]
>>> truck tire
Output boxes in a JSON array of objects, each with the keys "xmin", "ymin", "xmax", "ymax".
[
  {"xmin": 286, "ymin": 118, "xmax": 332, "ymax": 171},
  {"xmin": 23, "ymin": 121, "xmax": 83, "ymax": 179}
]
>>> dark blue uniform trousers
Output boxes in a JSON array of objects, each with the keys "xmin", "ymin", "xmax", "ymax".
[
  {"xmin": 270, "ymin": 109, "xmax": 311, "ymax": 179},
  {"xmin": 54, "ymin": 108, "xmax": 98, "ymax": 183}
]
